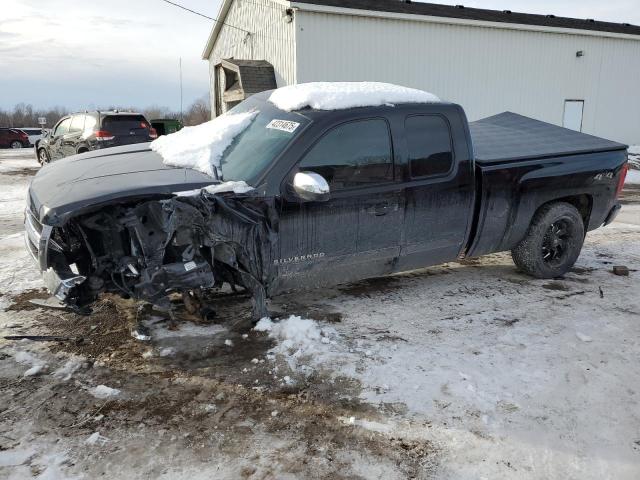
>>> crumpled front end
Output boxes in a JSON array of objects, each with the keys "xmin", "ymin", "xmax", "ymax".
[
  {"xmin": 24, "ymin": 192, "xmax": 277, "ymax": 319},
  {"xmin": 24, "ymin": 207, "xmax": 87, "ymax": 308}
]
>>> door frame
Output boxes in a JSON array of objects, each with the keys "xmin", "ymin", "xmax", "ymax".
[{"xmin": 562, "ymin": 99, "xmax": 585, "ymax": 132}]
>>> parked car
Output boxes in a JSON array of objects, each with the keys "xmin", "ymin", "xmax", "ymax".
[
  {"xmin": 17, "ymin": 127, "xmax": 47, "ymax": 146},
  {"xmin": 0, "ymin": 128, "xmax": 30, "ymax": 149},
  {"xmin": 24, "ymin": 86, "xmax": 628, "ymax": 322},
  {"xmin": 34, "ymin": 111, "xmax": 157, "ymax": 164},
  {"xmin": 151, "ymin": 118, "xmax": 183, "ymax": 136}
]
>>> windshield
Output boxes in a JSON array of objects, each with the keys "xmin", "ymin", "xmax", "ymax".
[{"xmin": 219, "ymin": 100, "xmax": 309, "ymax": 183}]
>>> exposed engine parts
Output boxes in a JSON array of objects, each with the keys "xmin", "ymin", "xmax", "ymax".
[{"xmin": 51, "ymin": 192, "xmax": 277, "ymax": 322}]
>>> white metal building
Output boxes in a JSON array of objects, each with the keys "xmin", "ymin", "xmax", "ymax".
[{"xmin": 202, "ymin": 0, "xmax": 640, "ymax": 145}]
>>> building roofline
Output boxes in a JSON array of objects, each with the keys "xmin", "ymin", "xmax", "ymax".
[
  {"xmin": 291, "ymin": 0, "xmax": 640, "ymax": 40},
  {"xmin": 203, "ymin": 0, "xmax": 640, "ymax": 60}
]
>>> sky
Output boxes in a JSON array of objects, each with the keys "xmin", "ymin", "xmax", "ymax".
[{"xmin": 1, "ymin": 0, "xmax": 638, "ymax": 112}]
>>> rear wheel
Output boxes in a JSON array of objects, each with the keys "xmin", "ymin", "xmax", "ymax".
[
  {"xmin": 10, "ymin": 140, "xmax": 22, "ymax": 149},
  {"xmin": 511, "ymin": 202, "xmax": 584, "ymax": 278},
  {"xmin": 38, "ymin": 148, "xmax": 50, "ymax": 164}
]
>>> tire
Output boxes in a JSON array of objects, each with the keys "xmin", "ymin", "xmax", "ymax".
[
  {"xmin": 511, "ymin": 202, "xmax": 585, "ymax": 279},
  {"xmin": 10, "ymin": 141, "xmax": 22, "ymax": 149},
  {"xmin": 38, "ymin": 148, "xmax": 50, "ymax": 165}
]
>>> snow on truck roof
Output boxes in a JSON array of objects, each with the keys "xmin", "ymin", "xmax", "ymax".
[
  {"xmin": 268, "ymin": 82, "xmax": 441, "ymax": 111},
  {"xmin": 152, "ymin": 82, "xmax": 440, "ymax": 177}
]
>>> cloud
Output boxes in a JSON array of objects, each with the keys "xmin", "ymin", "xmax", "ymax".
[{"xmin": 1, "ymin": 0, "xmax": 216, "ymax": 110}]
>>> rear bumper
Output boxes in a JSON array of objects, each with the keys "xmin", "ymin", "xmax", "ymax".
[
  {"xmin": 24, "ymin": 208, "xmax": 85, "ymax": 301},
  {"xmin": 603, "ymin": 204, "xmax": 621, "ymax": 226}
]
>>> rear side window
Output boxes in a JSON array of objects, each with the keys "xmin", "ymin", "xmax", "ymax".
[
  {"xmin": 102, "ymin": 115, "xmax": 149, "ymax": 135},
  {"xmin": 405, "ymin": 115, "xmax": 453, "ymax": 178},
  {"xmin": 84, "ymin": 115, "xmax": 97, "ymax": 131},
  {"xmin": 69, "ymin": 115, "xmax": 85, "ymax": 133},
  {"xmin": 299, "ymin": 118, "xmax": 393, "ymax": 190}
]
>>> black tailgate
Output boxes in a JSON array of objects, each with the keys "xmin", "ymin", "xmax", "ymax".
[{"xmin": 470, "ymin": 112, "xmax": 627, "ymax": 164}]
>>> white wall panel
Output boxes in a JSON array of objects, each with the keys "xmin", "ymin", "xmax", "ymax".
[{"xmin": 295, "ymin": 11, "xmax": 640, "ymax": 145}]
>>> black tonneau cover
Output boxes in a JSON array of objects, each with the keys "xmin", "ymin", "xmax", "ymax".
[{"xmin": 470, "ymin": 112, "xmax": 627, "ymax": 164}]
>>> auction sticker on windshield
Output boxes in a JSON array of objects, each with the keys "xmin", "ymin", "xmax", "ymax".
[{"xmin": 266, "ymin": 119, "xmax": 300, "ymax": 133}]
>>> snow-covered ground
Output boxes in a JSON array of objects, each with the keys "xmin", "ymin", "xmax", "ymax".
[{"xmin": 1, "ymin": 152, "xmax": 639, "ymax": 479}]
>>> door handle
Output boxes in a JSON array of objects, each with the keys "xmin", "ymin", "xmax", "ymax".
[{"xmin": 366, "ymin": 202, "xmax": 393, "ymax": 216}]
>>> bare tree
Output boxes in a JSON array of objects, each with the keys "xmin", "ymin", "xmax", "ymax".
[
  {"xmin": 0, "ymin": 94, "xmax": 210, "ymax": 129},
  {"xmin": 183, "ymin": 94, "xmax": 211, "ymax": 126}
]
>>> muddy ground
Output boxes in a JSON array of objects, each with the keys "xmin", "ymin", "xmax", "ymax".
[{"xmin": 1, "ymin": 150, "xmax": 639, "ymax": 479}]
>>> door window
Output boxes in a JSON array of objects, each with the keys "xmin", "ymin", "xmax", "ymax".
[
  {"xmin": 299, "ymin": 119, "xmax": 393, "ymax": 190},
  {"xmin": 69, "ymin": 114, "xmax": 86, "ymax": 133},
  {"xmin": 53, "ymin": 118, "xmax": 71, "ymax": 137},
  {"xmin": 405, "ymin": 115, "xmax": 453, "ymax": 178}
]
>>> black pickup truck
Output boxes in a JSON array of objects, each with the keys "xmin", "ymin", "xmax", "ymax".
[{"xmin": 24, "ymin": 91, "xmax": 629, "ymax": 320}]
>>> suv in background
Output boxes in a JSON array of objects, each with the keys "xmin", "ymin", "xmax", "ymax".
[
  {"xmin": 35, "ymin": 111, "xmax": 157, "ymax": 164},
  {"xmin": 0, "ymin": 128, "xmax": 30, "ymax": 149}
]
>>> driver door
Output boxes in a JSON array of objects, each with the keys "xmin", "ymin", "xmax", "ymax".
[
  {"xmin": 48, "ymin": 117, "xmax": 71, "ymax": 160},
  {"xmin": 273, "ymin": 117, "xmax": 404, "ymax": 293}
]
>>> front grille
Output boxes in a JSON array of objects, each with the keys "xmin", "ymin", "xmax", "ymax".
[
  {"xmin": 24, "ymin": 208, "xmax": 42, "ymax": 264},
  {"xmin": 24, "ymin": 206, "xmax": 53, "ymax": 271}
]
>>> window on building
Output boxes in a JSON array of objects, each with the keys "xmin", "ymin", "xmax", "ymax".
[
  {"xmin": 405, "ymin": 115, "xmax": 453, "ymax": 178},
  {"xmin": 299, "ymin": 119, "xmax": 393, "ymax": 190}
]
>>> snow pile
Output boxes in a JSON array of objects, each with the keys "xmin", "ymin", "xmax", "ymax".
[
  {"xmin": 0, "ymin": 447, "xmax": 35, "ymax": 467},
  {"xmin": 14, "ymin": 350, "xmax": 46, "ymax": 376},
  {"xmin": 174, "ymin": 180, "xmax": 254, "ymax": 197},
  {"xmin": 268, "ymin": 82, "xmax": 441, "ymax": 112},
  {"xmin": 254, "ymin": 316, "xmax": 336, "ymax": 371},
  {"xmin": 204, "ymin": 181, "xmax": 253, "ymax": 194},
  {"xmin": 52, "ymin": 357, "xmax": 85, "ymax": 381},
  {"xmin": 24, "ymin": 365, "xmax": 44, "ymax": 377},
  {"xmin": 89, "ymin": 385, "xmax": 121, "ymax": 399},
  {"xmin": 150, "ymin": 110, "xmax": 258, "ymax": 177},
  {"xmin": 85, "ymin": 432, "xmax": 109, "ymax": 446}
]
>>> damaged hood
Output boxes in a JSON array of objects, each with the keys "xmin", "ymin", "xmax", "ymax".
[{"xmin": 29, "ymin": 143, "xmax": 217, "ymax": 225}]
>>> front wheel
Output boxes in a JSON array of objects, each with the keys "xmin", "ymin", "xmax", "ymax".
[
  {"xmin": 511, "ymin": 202, "xmax": 585, "ymax": 278},
  {"xmin": 10, "ymin": 141, "xmax": 23, "ymax": 149},
  {"xmin": 38, "ymin": 148, "xmax": 50, "ymax": 165}
]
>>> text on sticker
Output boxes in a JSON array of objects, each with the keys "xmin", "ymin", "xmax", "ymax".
[{"xmin": 266, "ymin": 119, "xmax": 300, "ymax": 133}]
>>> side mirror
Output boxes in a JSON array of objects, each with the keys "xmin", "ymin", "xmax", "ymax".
[{"xmin": 292, "ymin": 171, "xmax": 330, "ymax": 202}]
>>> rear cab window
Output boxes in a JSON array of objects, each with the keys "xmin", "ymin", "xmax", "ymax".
[{"xmin": 405, "ymin": 115, "xmax": 454, "ymax": 178}]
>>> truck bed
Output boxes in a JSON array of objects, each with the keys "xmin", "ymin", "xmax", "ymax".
[{"xmin": 469, "ymin": 112, "xmax": 627, "ymax": 164}]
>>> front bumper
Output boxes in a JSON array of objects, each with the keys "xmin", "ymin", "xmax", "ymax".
[{"xmin": 24, "ymin": 207, "xmax": 85, "ymax": 301}]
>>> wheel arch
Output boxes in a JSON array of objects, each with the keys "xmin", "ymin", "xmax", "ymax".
[{"xmin": 532, "ymin": 194, "xmax": 592, "ymax": 233}]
